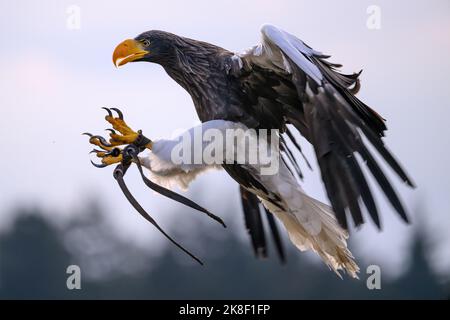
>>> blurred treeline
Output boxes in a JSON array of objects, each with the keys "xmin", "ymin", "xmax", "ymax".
[{"xmin": 0, "ymin": 202, "xmax": 448, "ymax": 299}]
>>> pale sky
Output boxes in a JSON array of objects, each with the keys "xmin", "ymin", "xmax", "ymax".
[{"xmin": 0, "ymin": 0, "xmax": 449, "ymax": 278}]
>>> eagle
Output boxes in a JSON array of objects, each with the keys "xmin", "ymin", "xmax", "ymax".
[{"xmin": 85, "ymin": 25, "xmax": 414, "ymax": 278}]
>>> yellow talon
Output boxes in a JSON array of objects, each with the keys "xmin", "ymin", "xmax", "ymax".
[
  {"xmin": 101, "ymin": 154, "xmax": 123, "ymax": 165},
  {"xmin": 89, "ymin": 148, "xmax": 123, "ymax": 167},
  {"xmin": 89, "ymin": 137, "xmax": 113, "ymax": 151},
  {"xmin": 103, "ymin": 109, "xmax": 142, "ymax": 146},
  {"xmin": 84, "ymin": 108, "xmax": 153, "ymax": 168},
  {"xmin": 109, "ymin": 132, "xmax": 139, "ymax": 145},
  {"xmin": 103, "ymin": 109, "xmax": 152, "ymax": 149},
  {"xmin": 92, "ymin": 150, "xmax": 107, "ymax": 157},
  {"xmin": 105, "ymin": 116, "xmax": 136, "ymax": 136}
]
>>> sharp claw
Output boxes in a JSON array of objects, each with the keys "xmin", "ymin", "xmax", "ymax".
[
  {"xmin": 90, "ymin": 149, "xmax": 103, "ymax": 154},
  {"xmin": 110, "ymin": 107, "xmax": 124, "ymax": 119},
  {"xmin": 105, "ymin": 128, "xmax": 116, "ymax": 134},
  {"xmin": 102, "ymin": 107, "xmax": 113, "ymax": 117},
  {"xmin": 90, "ymin": 160, "xmax": 108, "ymax": 168},
  {"xmin": 90, "ymin": 135, "xmax": 113, "ymax": 147},
  {"xmin": 82, "ymin": 132, "xmax": 93, "ymax": 137}
]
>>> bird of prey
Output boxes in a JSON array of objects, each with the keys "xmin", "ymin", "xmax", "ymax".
[{"xmin": 85, "ymin": 25, "xmax": 414, "ymax": 278}]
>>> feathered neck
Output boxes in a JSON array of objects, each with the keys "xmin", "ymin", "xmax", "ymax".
[{"xmin": 161, "ymin": 36, "xmax": 224, "ymax": 94}]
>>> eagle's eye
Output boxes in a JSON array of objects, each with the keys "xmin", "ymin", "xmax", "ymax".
[{"xmin": 141, "ymin": 39, "xmax": 150, "ymax": 47}]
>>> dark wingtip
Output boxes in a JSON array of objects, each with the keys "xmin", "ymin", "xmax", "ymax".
[
  {"xmin": 368, "ymin": 210, "xmax": 382, "ymax": 230},
  {"xmin": 336, "ymin": 213, "xmax": 349, "ymax": 231},
  {"xmin": 405, "ymin": 178, "xmax": 416, "ymax": 189},
  {"xmin": 353, "ymin": 223, "xmax": 364, "ymax": 232},
  {"xmin": 374, "ymin": 220, "xmax": 382, "ymax": 230},
  {"xmin": 396, "ymin": 206, "xmax": 410, "ymax": 224},
  {"xmin": 403, "ymin": 214, "xmax": 411, "ymax": 224},
  {"xmin": 197, "ymin": 259, "xmax": 205, "ymax": 266},
  {"xmin": 216, "ymin": 217, "xmax": 227, "ymax": 228},
  {"xmin": 207, "ymin": 211, "xmax": 227, "ymax": 228},
  {"xmin": 264, "ymin": 208, "xmax": 286, "ymax": 264},
  {"xmin": 353, "ymin": 219, "xmax": 365, "ymax": 229}
]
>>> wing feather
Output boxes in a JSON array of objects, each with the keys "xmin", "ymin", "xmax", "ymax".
[
  {"xmin": 237, "ymin": 24, "xmax": 414, "ymax": 229},
  {"xmin": 239, "ymin": 186, "xmax": 267, "ymax": 258}
]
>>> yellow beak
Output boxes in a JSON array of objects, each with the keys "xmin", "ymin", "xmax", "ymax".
[{"xmin": 112, "ymin": 39, "xmax": 149, "ymax": 67}]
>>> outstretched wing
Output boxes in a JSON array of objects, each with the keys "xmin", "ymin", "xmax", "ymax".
[{"xmin": 235, "ymin": 24, "xmax": 414, "ymax": 229}]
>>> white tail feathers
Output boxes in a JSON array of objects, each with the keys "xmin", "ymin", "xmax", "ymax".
[{"xmin": 261, "ymin": 191, "xmax": 360, "ymax": 279}]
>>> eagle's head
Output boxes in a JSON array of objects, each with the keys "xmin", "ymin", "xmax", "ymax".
[{"xmin": 112, "ymin": 30, "xmax": 178, "ymax": 67}]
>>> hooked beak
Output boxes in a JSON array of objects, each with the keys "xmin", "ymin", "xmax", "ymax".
[{"xmin": 112, "ymin": 39, "xmax": 149, "ymax": 67}]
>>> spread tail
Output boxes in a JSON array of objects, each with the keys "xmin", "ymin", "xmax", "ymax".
[{"xmin": 261, "ymin": 191, "xmax": 360, "ymax": 278}]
